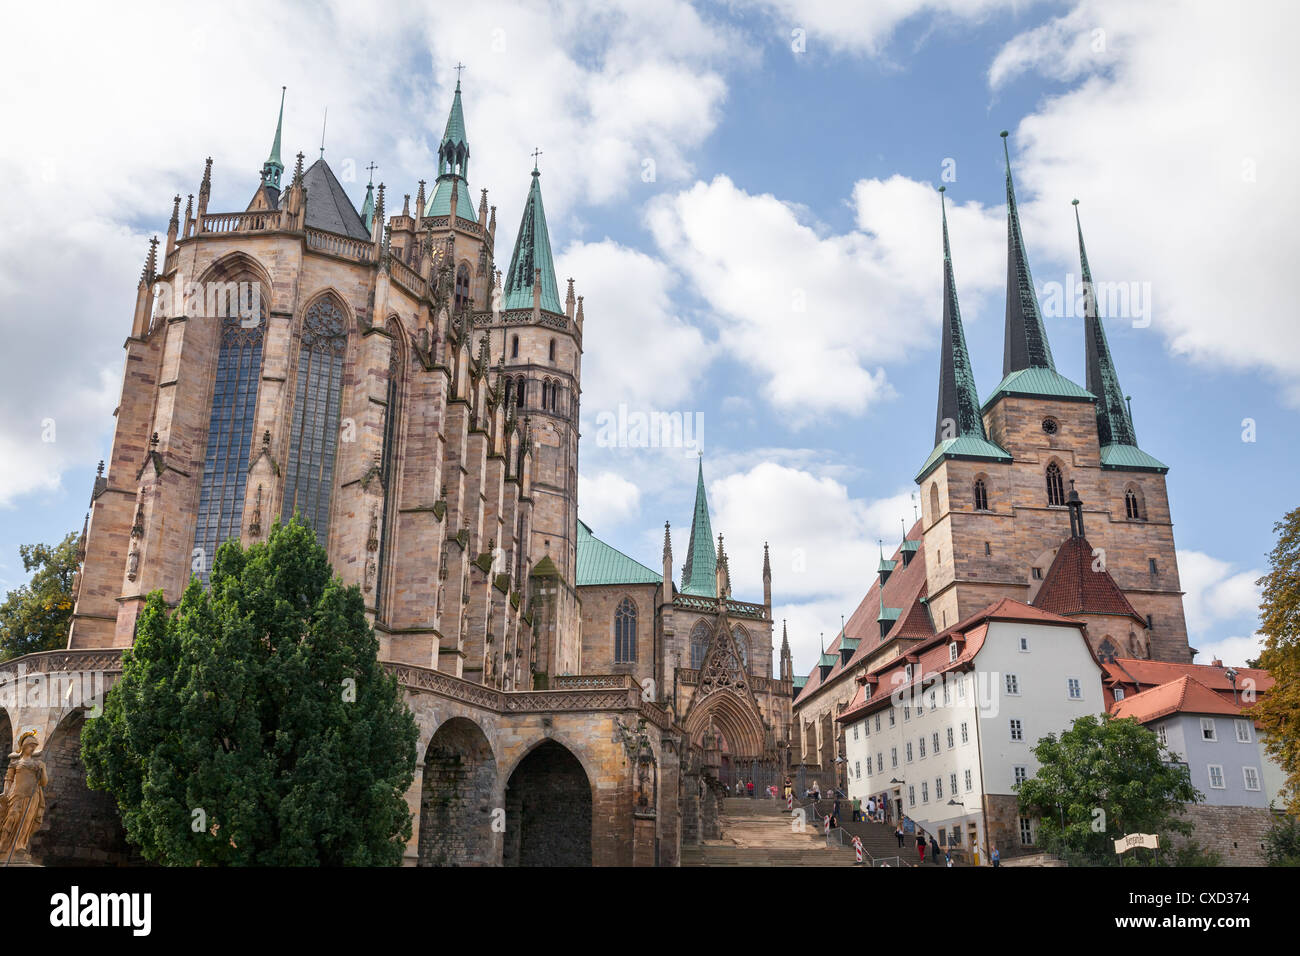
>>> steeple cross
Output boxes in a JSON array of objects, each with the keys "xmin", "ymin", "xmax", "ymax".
[
  {"xmin": 454, "ymin": 62, "xmax": 466, "ymax": 82},
  {"xmin": 366, "ymin": 161, "xmax": 378, "ymax": 184},
  {"xmin": 531, "ymin": 147, "xmax": 543, "ymax": 169}
]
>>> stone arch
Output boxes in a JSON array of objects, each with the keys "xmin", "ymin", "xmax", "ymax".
[
  {"xmin": 418, "ymin": 717, "xmax": 498, "ymax": 866},
  {"xmin": 1045, "ymin": 458, "xmax": 1067, "ymax": 507},
  {"xmin": 929, "ymin": 481, "xmax": 942, "ymax": 523},
  {"xmin": 1124, "ymin": 482, "xmax": 1146, "ymax": 521},
  {"xmin": 683, "ymin": 691, "xmax": 766, "ymax": 760},
  {"xmin": 973, "ymin": 472, "xmax": 991, "ymax": 512},
  {"xmin": 194, "ymin": 250, "xmax": 275, "ymax": 308},
  {"xmin": 297, "ymin": 286, "xmax": 357, "ymax": 335},
  {"xmin": 502, "ymin": 738, "xmax": 592, "ymax": 867},
  {"xmin": 28, "ymin": 709, "xmax": 137, "ymax": 866}
]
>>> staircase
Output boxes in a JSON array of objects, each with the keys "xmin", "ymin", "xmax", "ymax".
[{"xmin": 680, "ymin": 798, "xmax": 898, "ymax": 867}]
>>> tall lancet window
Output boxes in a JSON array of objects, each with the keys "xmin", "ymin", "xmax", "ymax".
[
  {"xmin": 193, "ymin": 308, "xmax": 265, "ymax": 583},
  {"xmin": 614, "ymin": 597, "xmax": 637, "ymax": 663},
  {"xmin": 732, "ymin": 625, "xmax": 750, "ymax": 673},
  {"xmin": 690, "ymin": 620, "xmax": 711, "ymax": 670},
  {"xmin": 375, "ymin": 319, "xmax": 404, "ymax": 610},
  {"xmin": 973, "ymin": 479, "xmax": 989, "ymax": 512},
  {"xmin": 283, "ymin": 296, "xmax": 348, "ymax": 545},
  {"xmin": 1045, "ymin": 463, "xmax": 1065, "ymax": 507}
]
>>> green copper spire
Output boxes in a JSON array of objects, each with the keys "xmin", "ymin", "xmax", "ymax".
[
  {"xmin": 1075, "ymin": 200, "xmax": 1138, "ymax": 448},
  {"xmin": 424, "ymin": 74, "xmax": 477, "ymax": 222},
  {"xmin": 934, "ymin": 186, "xmax": 987, "ymax": 446},
  {"xmin": 1001, "ymin": 131, "xmax": 1055, "ymax": 376},
  {"xmin": 680, "ymin": 456, "xmax": 717, "ymax": 597},
  {"xmin": 262, "ymin": 87, "xmax": 286, "ymax": 191},
  {"xmin": 502, "ymin": 164, "xmax": 563, "ymax": 312}
]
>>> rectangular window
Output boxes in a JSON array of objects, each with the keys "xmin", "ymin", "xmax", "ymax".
[
  {"xmin": 919, "ymin": 738, "xmax": 926, "ymax": 759},
  {"xmin": 1114, "ymin": 688, "xmax": 1125, "ymax": 701},
  {"xmin": 928, "ymin": 690, "xmax": 937, "ymax": 709},
  {"xmin": 877, "ymin": 753, "xmax": 883, "ymax": 773},
  {"xmin": 1149, "ymin": 557, "xmax": 1159, "ymax": 575},
  {"xmin": 946, "ymin": 727, "xmax": 955, "ymax": 749},
  {"xmin": 1201, "ymin": 718, "xmax": 1217, "ymax": 742},
  {"xmin": 935, "ymin": 777, "xmax": 944, "ymax": 800},
  {"xmin": 932, "ymin": 732, "xmax": 940, "ymax": 753},
  {"xmin": 904, "ymin": 706, "xmax": 911, "ymax": 722},
  {"xmin": 904, "ymin": 664, "xmax": 913, "ymax": 681},
  {"xmin": 964, "ymin": 769, "xmax": 972, "ymax": 792},
  {"xmin": 921, "ymin": 782, "xmax": 929, "ymax": 804},
  {"xmin": 906, "ymin": 742, "xmax": 914, "ymax": 762},
  {"xmin": 1019, "ymin": 817, "xmax": 1034, "ymax": 846},
  {"xmin": 1019, "ymin": 636, "xmax": 1030, "ymax": 652},
  {"xmin": 1157, "ymin": 724, "xmax": 1168, "ymax": 746},
  {"xmin": 958, "ymin": 675, "xmax": 966, "ymax": 699},
  {"xmin": 1005, "ymin": 674, "xmax": 1019, "ymax": 695},
  {"xmin": 855, "ymin": 760, "xmax": 861, "ymax": 780},
  {"xmin": 1013, "ymin": 765, "xmax": 1027, "ymax": 788},
  {"xmin": 1243, "ymin": 767, "xmax": 1260, "ymax": 791},
  {"xmin": 1010, "ymin": 719, "xmax": 1023, "ymax": 742},
  {"xmin": 960, "ymin": 722, "xmax": 969, "ymax": 744},
  {"xmin": 1235, "ymin": 719, "xmax": 1253, "ymax": 743},
  {"xmin": 890, "ymin": 748, "xmax": 897, "ymax": 769},
  {"xmin": 1031, "ymin": 567, "xmax": 1043, "ymax": 580},
  {"xmin": 950, "ymin": 773, "xmax": 958, "ymax": 795},
  {"xmin": 1208, "ymin": 764, "xmax": 1225, "ymax": 789},
  {"xmin": 949, "ymin": 643, "xmax": 959, "ymax": 662},
  {"xmin": 875, "ymin": 714, "xmax": 882, "ymax": 732},
  {"xmin": 943, "ymin": 682, "xmax": 952, "ymax": 705},
  {"xmin": 917, "ymin": 697, "xmax": 924, "ymax": 716},
  {"xmin": 951, "ymin": 826, "xmax": 962, "ymax": 845},
  {"xmin": 888, "ymin": 709, "xmax": 896, "ymax": 728},
  {"xmin": 908, "ymin": 786, "xmax": 915, "ymax": 808},
  {"xmin": 854, "ymin": 724, "xmax": 860, "ymax": 740},
  {"xmin": 1067, "ymin": 677, "xmax": 1082, "ymax": 700}
]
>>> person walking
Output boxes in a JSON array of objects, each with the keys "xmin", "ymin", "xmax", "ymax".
[
  {"xmin": 747, "ymin": 779, "xmax": 754, "ymax": 798},
  {"xmin": 991, "ymin": 845, "xmax": 1001, "ymax": 868},
  {"xmin": 895, "ymin": 824, "xmax": 904, "ymax": 848},
  {"xmin": 916, "ymin": 833, "xmax": 926, "ymax": 863},
  {"xmin": 930, "ymin": 835, "xmax": 940, "ymax": 865}
]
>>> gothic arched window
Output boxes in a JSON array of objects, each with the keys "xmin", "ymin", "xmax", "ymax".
[
  {"xmin": 690, "ymin": 620, "xmax": 711, "ymax": 670},
  {"xmin": 732, "ymin": 625, "xmax": 750, "ymax": 673},
  {"xmin": 1045, "ymin": 463, "xmax": 1065, "ymax": 507},
  {"xmin": 929, "ymin": 482, "xmax": 940, "ymax": 521},
  {"xmin": 454, "ymin": 264, "xmax": 471, "ymax": 311},
  {"xmin": 515, "ymin": 377, "xmax": 526, "ymax": 408},
  {"xmin": 193, "ymin": 306, "xmax": 264, "ymax": 583},
  {"xmin": 1125, "ymin": 487, "xmax": 1142, "ymax": 520},
  {"xmin": 1097, "ymin": 637, "xmax": 1118, "ymax": 663},
  {"xmin": 615, "ymin": 597, "xmax": 637, "ymax": 663},
  {"xmin": 973, "ymin": 478, "xmax": 989, "ymax": 512},
  {"xmin": 511, "ymin": 335, "xmax": 519, "ymax": 359},
  {"xmin": 549, "ymin": 338, "xmax": 556, "ymax": 362},
  {"xmin": 283, "ymin": 295, "xmax": 348, "ymax": 546}
]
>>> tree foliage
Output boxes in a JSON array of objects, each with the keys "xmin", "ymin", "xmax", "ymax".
[
  {"xmin": 1017, "ymin": 713, "xmax": 1202, "ymax": 866},
  {"xmin": 1263, "ymin": 815, "xmax": 1300, "ymax": 866},
  {"xmin": 0, "ymin": 531, "xmax": 79, "ymax": 661},
  {"xmin": 81, "ymin": 518, "xmax": 418, "ymax": 865},
  {"xmin": 1252, "ymin": 506, "xmax": 1300, "ymax": 814}
]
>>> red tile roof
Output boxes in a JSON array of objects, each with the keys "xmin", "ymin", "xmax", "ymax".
[
  {"xmin": 1111, "ymin": 673, "xmax": 1245, "ymax": 723},
  {"xmin": 1032, "ymin": 535, "xmax": 1146, "ymax": 626},
  {"xmin": 1102, "ymin": 658, "xmax": 1274, "ymax": 711}
]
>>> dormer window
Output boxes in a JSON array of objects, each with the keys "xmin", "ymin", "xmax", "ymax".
[{"xmin": 949, "ymin": 643, "xmax": 959, "ymax": 663}]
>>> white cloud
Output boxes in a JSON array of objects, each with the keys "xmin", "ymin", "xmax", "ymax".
[
  {"xmin": 645, "ymin": 174, "xmax": 1004, "ymax": 420},
  {"xmin": 989, "ymin": 0, "xmax": 1300, "ymax": 401},
  {"xmin": 1179, "ymin": 550, "xmax": 1262, "ymax": 637},
  {"xmin": 558, "ymin": 239, "xmax": 712, "ymax": 415},
  {"xmin": 1192, "ymin": 634, "xmax": 1265, "ymax": 670},
  {"xmin": 577, "ymin": 471, "xmax": 642, "ymax": 532}
]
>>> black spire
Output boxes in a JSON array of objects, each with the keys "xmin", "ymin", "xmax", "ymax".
[
  {"xmin": 934, "ymin": 187, "xmax": 987, "ymax": 446},
  {"xmin": 1001, "ymin": 131, "xmax": 1055, "ymax": 376},
  {"xmin": 1075, "ymin": 200, "xmax": 1138, "ymax": 447}
]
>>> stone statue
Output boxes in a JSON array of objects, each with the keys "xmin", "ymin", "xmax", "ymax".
[{"xmin": 1, "ymin": 730, "xmax": 48, "ymax": 862}]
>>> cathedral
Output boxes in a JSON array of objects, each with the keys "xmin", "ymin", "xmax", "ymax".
[
  {"xmin": 0, "ymin": 80, "xmax": 792, "ymax": 866},
  {"xmin": 791, "ymin": 131, "xmax": 1192, "ymax": 790}
]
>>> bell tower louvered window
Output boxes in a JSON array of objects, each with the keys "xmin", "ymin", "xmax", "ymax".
[
  {"xmin": 283, "ymin": 296, "xmax": 348, "ymax": 545},
  {"xmin": 193, "ymin": 309, "xmax": 264, "ymax": 583}
]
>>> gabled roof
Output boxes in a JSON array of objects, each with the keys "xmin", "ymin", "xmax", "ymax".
[
  {"xmin": 502, "ymin": 167, "xmax": 563, "ymax": 313},
  {"xmin": 1101, "ymin": 658, "xmax": 1274, "ymax": 709},
  {"xmin": 1032, "ymin": 535, "xmax": 1147, "ymax": 626},
  {"xmin": 1111, "ymin": 674, "xmax": 1244, "ymax": 723},
  {"xmin": 302, "ymin": 158, "xmax": 370, "ymax": 241},
  {"xmin": 575, "ymin": 520, "xmax": 661, "ymax": 587}
]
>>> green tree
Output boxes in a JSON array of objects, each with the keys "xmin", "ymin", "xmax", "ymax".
[
  {"xmin": 1252, "ymin": 507, "xmax": 1300, "ymax": 814},
  {"xmin": 1262, "ymin": 815, "xmax": 1300, "ymax": 866},
  {"xmin": 1017, "ymin": 713, "xmax": 1202, "ymax": 866},
  {"xmin": 81, "ymin": 517, "xmax": 418, "ymax": 865},
  {"xmin": 0, "ymin": 531, "xmax": 79, "ymax": 661}
]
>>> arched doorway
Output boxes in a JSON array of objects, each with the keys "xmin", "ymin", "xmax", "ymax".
[
  {"xmin": 503, "ymin": 740, "xmax": 591, "ymax": 867},
  {"xmin": 418, "ymin": 717, "xmax": 498, "ymax": 866}
]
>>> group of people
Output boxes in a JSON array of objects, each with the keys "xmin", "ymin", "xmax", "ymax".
[
  {"xmin": 851, "ymin": 794, "xmax": 889, "ymax": 824},
  {"xmin": 890, "ymin": 822, "xmax": 1001, "ymax": 868},
  {"xmin": 725, "ymin": 780, "xmax": 756, "ymax": 797}
]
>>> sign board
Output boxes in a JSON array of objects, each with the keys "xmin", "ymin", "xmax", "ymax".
[
  {"xmin": 1114, "ymin": 833, "xmax": 1159, "ymax": 853},
  {"xmin": 902, "ymin": 817, "xmax": 915, "ymax": 834}
]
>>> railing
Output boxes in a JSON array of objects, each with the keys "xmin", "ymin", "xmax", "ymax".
[
  {"xmin": 0, "ymin": 647, "xmax": 125, "ymax": 684},
  {"xmin": 552, "ymin": 674, "xmax": 635, "ymax": 690},
  {"xmin": 306, "ymin": 228, "xmax": 373, "ymax": 263},
  {"xmin": 200, "ymin": 210, "xmax": 283, "ymax": 234},
  {"xmin": 388, "ymin": 254, "xmax": 427, "ymax": 297}
]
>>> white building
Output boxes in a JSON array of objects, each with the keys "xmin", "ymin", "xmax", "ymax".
[{"xmin": 839, "ymin": 598, "xmax": 1105, "ymax": 861}]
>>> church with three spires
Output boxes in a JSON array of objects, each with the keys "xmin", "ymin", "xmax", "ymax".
[{"xmin": 791, "ymin": 131, "xmax": 1193, "ymax": 785}]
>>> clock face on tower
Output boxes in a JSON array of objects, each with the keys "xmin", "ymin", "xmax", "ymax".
[{"xmin": 1041, "ymin": 417, "xmax": 1059, "ymax": 435}]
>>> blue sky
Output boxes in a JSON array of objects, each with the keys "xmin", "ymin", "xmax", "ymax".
[{"xmin": 0, "ymin": 0, "xmax": 1292, "ymax": 675}]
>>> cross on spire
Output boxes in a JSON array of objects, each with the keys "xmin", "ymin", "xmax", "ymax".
[
  {"xmin": 366, "ymin": 161, "xmax": 378, "ymax": 184},
  {"xmin": 531, "ymin": 147, "xmax": 543, "ymax": 170},
  {"xmin": 454, "ymin": 61, "xmax": 466, "ymax": 85}
]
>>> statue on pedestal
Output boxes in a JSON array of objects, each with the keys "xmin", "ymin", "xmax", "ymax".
[{"xmin": 1, "ymin": 730, "xmax": 48, "ymax": 863}]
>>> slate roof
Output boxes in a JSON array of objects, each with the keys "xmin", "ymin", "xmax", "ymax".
[
  {"xmin": 575, "ymin": 520, "xmax": 661, "ymax": 587},
  {"xmin": 302, "ymin": 158, "xmax": 370, "ymax": 241},
  {"xmin": 1111, "ymin": 674, "xmax": 1244, "ymax": 723},
  {"xmin": 1032, "ymin": 535, "xmax": 1147, "ymax": 626}
]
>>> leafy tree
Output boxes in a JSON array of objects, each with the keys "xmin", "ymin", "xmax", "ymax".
[
  {"xmin": 1263, "ymin": 815, "xmax": 1300, "ymax": 866},
  {"xmin": 81, "ymin": 518, "xmax": 418, "ymax": 865},
  {"xmin": 1252, "ymin": 507, "xmax": 1300, "ymax": 814},
  {"xmin": 0, "ymin": 531, "xmax": 79, "ymax": 661},
  {"xmin": 1017, "ymin": 713, "xmax": 1202, "ymax": 866}
]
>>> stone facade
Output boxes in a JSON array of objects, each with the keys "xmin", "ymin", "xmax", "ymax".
[{"xmin": 1171, "ymin": 804, "xmax": 1280, "ymax": 867}]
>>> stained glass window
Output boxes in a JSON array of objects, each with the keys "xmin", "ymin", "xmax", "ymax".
[
  {"xmin": 193, "ymin": 310, "xmax": 264, "ymax": 583},
  {"xmin": 732, "ymin": 625, "xmax": 749, "ymax": 672},
  {"xmin": 283, "ymin": 296, "xmax": 348, "ymax": 545},
  {"xmin": 690, "ymin": 620, "xmax": 711, "ymax": 669},
  {"xmin": 614, "ymin": 597, "xmax": 637, "ymax": 663}
]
